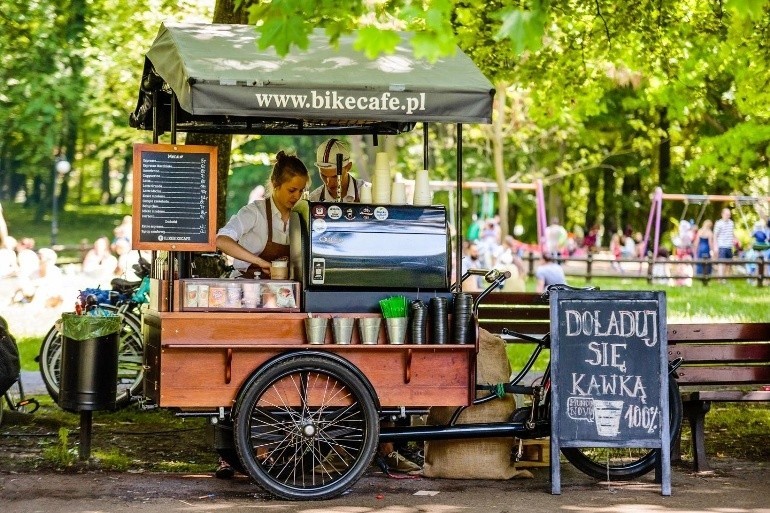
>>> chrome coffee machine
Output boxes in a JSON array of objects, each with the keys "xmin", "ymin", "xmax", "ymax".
[{"xmin": 289, "ymin": 200, "xmax": 451, "ymax": 312}]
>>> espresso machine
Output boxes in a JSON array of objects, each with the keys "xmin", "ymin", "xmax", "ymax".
[{"xmin": 289, "ymin": 200, "xmax": 452, "ymax": 312}]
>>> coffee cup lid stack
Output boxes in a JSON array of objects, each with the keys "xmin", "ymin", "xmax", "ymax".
[
  {"xmin": 372, "ymin": 152, "xmax": 391, "ymax": 204},
  {"xmin": 412, "ymin": 169, "xmax": 432, "ymax": 206}
]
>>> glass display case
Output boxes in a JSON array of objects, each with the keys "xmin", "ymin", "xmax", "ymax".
[{"xmin": 179, "ymin": 279, "xmax": 300, "ymax": 312}]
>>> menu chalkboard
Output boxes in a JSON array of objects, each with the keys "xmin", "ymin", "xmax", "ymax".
[
  {"xmin": 549, "ymin": 289, "xmax": 670, "ymax": 496},
  {"xmin": 132, "ymin": 144, "xmax": 217, "ymax": 251}
]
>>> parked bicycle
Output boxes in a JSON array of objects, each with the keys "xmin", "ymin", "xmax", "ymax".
[
  {"xmin": 472, "ymin": 279, "xmax": 684, "ymax": 480},
  {"xmin": 37, "ymin": 258, "xmax": 150, "ymax": 409},
  {"xmin": 383, "ymin": 276, "xmax": 684, "ymax": 482}
]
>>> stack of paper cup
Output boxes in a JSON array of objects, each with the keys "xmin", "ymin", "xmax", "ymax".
[
  {"xmin": 374, "ymin": 152, "xmax": 390, "ymax": 171},
  {"xmin": 371, "ymin": 152, "xmax": 391, "ymax": 203},
  {"xmin": 412, "ymin": 169, "xmax": 432, "ymax": 206},
  {"xmin": 390, "ymin": 181, "xmax": 406, "ymax": 205},
  {"xmin": 242, "ymin": 282, "xmax": 260, "ymax": 308},
  {"xmin": 359, "ymin": 183, "xmax": 373, "ymax": 203}
]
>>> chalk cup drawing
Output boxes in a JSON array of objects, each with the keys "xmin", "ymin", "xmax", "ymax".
[{"xmin": 593, "ymin": 400, "xmax": 625, "ymax": 436}]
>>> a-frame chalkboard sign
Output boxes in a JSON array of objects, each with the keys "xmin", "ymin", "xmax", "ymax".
[{"xmin": 549, "ymin": 289, "xmax": 671, "ymax": 496}]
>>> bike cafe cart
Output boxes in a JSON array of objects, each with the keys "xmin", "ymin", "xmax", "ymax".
[{"xmin": 130, "ymin": 23, "xmax": 676, "ymax": 500}]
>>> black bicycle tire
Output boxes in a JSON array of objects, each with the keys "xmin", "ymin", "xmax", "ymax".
[
  {"xmin": 38, "ymin": 306, "xmax": 144, "ymax": 408},
  {"xmin": 561, "ymin": 377, "xmax": 683, "ymax": 480},
  {"xmin": 233, "ymin": 354, "xmax": 380, "ymax": 500}
]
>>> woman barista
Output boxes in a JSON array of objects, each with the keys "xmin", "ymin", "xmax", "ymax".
[{"xmin": 216, "ymin": 151, "xmax": 309, "ymax": 278}]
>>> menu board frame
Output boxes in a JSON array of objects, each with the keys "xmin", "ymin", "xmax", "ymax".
[
  {"xmin": 132, "ymin": 143, "xmax": 217, "ymax": 251},
  {"xmin": 549, "ymin": 289, "xmax": 670, "ymax": 496}
]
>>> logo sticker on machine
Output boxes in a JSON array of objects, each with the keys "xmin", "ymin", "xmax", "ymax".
[
  {"xmin": 312, "ymin": 257, "xmax": 326, "ymax": 284},
  {"xmin": 312, "ymin": 219, "xmax": 327, "ymax": 233},
  {"xmin": 312, "ymin": 205, "xmax": 326, "ymax": 218},
  {"xmin": 327, "ymin": 205, "xmax": 342, "ymax": 220},
  {"xmin": 344, "ymin": 207, "xmax": 356, "ymax": 220},
  {"xmin": 374, "ymin": 206, "xmax": 389, "ymax": 220},
  {"xmin": 360, "ymin": 206, "xmax": 374, "ymax": 220}
]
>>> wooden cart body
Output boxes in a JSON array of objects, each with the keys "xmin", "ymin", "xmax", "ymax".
[{"xmin": 143, "ymin": 309, "xmax": 476, "ymax": 410}]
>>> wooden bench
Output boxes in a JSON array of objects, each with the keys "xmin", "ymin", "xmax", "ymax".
[
  {"xmin": 474, "ymin": 292, "xmax": 770, "ymax": 473},
  {"xmin": 474, "ymin": 292, "xmax": 549, "ymax": 337},
  {"xmin": 667, "ymin": 323, "xmax": 770, "ymax": 471}
]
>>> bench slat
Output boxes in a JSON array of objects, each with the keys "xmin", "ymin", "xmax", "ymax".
[
  {"xmin": 676, "ymin": 366, "xmax": 770, "ymax": 385},
  {"xmin": 685, "ymin": 390, "xmax": 770, "ymax": 402},
  {"xmin": 668, "ymin": 323, "xmax": 770, "ymax": 342},
  {"xmin": 669, "ymin": 343, "xmax": 770, "ymax": 364},
  {"xmin": 478, "ymin": 322, "xmax": 550, "ymax": 337}
]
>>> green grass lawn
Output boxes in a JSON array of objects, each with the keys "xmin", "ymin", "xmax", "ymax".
[{"xmin": 3, "ymin": 201, "xmax": 131, "ymax": 261}]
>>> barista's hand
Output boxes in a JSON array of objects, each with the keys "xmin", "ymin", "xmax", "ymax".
[{"xmin": 254, "ymin": 257, "xmax": 271, "ymax": 277}]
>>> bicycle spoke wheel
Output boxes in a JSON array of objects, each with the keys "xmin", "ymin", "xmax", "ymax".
[
  {"xmin": 234, "ymin": 355, "xmax": 379, "ymax": 500},
  {"xmin": 39, "ymin": 306, "xmax": 144, "ymax": 408},
  {"xmin": 561, "ymin": 377, "xmax": 683, "ymax": 480},
  {"xmin": 115, "ymin": 312, "xmax": 145, "ymax": 407}
]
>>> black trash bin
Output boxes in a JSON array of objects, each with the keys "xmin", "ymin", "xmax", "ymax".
[{"xmin": 58, "ymin": 313, "xmax": 122, "ymax": 413}]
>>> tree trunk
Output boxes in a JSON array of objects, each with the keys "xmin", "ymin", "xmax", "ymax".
[
  {"xmin": 492, "ymin": 82, "xmax": 509, "ymax": 238},
  {"xmin": 119, "ymin": 154, "xmax": 131, "ymax": 203},
  {"xmin": 603, "ymin": 167, "xmax": 618, "ymax": 236},
  {"xmin": 658, "ymin": 107, "xmax": 671, "ymax": 236},
  {"xmin": 185, "ymin": 0, "xmax": 250, "ymax": 228},
  {"xmin": 100, "ymin": 158, "xmax": 112, "ymax": 204}
]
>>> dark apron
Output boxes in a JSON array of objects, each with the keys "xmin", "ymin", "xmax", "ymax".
[
  {"xmin": 319, "ymin": 177, "xmax": 359, "ymax": 202},
  {"xmin": 241, "ymin": 200, "xmax": 289, "ymax": 279}
]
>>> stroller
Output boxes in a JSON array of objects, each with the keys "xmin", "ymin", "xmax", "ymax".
[
  {"xmin": 0, "ymin": 316, "xmax": 20, "ymax": 399},
  {"xmin": 0, "ymin": 316, "xmax": 38, "ymax": 424}
]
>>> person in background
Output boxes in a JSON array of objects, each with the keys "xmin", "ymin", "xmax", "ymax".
[
  {"xmin": 609, "ymin": 230, "xmax": 623, "ymax": 273},
  {"xmin": 12, "ymin": 247, "xmax": 63, "ymax": 307},
  {"xmin": 495, "ymin": 236, "xmax": 526, "ymax": 292},
  {"xmin": 113, "ymin": 237, "xmax": 148, "ymax": 281},
  {"xmin": 535, "ymin": 252, "xmax": 566, "ymax": 293},
  {"xmin": 308, "ymin": 139, "xmax": 369, "ymax": 203},
  {"xmin": 651, "ymin": 247, "xmax": 673, "ymax": 286},
  {"xmin": 216, "ymin": 151, "xmax": 309, "ymax": 279},
  {"xmin": 713, "ymin": 208, "xmax": 735, "ymax": 280},
  {"xmin": 112, "ymin": 215, "xmax": 133, "ymax": 248},
  {"xmin": 583, "ymin": 224, "xmax": 600, "ymax": 254},
  {"xmin": 461, "ymin": 242, "xmax": 485, "ymax": 292},
  {"xmin": 248, "ymin": 184, "xmax": 265, "ymax": 203},
  {"xmin": 82, "ymin": 236, "xmax": 118, "ymax": 286},
  {"xmin": 693, "ymin": 219, "xmax": 714, "ymax": 277},
  {"xmin": 0, "ymin": 201, "xmax": 8, "ymax": 249},
  {"xmin": 544, "ymin": 217, "xmax": 567, "ymax": 257}
]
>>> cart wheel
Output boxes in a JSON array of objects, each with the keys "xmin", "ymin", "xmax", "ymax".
[{"xmin": 233, "ymin": 354, "xmax": 379, "ymax": 500}]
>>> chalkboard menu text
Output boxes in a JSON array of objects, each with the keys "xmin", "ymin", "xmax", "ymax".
[
  {"xmin": 132, "ymin": 144, "xmax": 217, "ymax": 251},
  {"xmin": 549, "ymin": 289, "xmax": 670, "ymax": 496}
]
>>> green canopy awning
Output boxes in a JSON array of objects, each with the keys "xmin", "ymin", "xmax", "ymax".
[{"xmin": 130, "ymin": 23, "xmax": 494, "ymax": 134}]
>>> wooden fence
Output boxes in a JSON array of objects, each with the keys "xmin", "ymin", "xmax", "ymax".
[
  {"xmin": 521, "ymin": 252, "xmax": 768, "ymax": 287},
  {"xmin": 52, "ymin": 243, "xmax": 767, "ymax": 287}
]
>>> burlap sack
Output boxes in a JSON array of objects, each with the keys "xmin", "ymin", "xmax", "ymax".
[{"xmin": 422, "ymin": 328, "xmax": 533, "ymax": 479}]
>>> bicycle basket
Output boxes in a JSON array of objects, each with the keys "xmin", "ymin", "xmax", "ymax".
[{"xmin": 79, "ymin": 287, "xmax": 130, "ymax": 306}]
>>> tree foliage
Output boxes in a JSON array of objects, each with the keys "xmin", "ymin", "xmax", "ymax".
[{"xmin": 3, "ymin": 0, "xmax": 769, "ymax": 247}]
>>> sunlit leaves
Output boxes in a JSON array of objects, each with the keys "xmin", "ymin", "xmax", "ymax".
[
  {"xmin": 494, "ymin": 4, "xmax": 548, "ymax": 55},
  {"xmin": 354, "ymin": 26, "xmax": 400, "ymax": 58}
]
